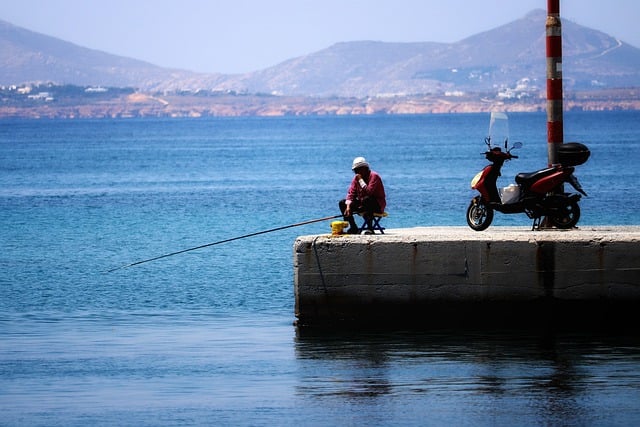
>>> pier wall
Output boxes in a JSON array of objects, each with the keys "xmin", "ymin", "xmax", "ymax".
[{"xmin": 293, "ymin": 227, "xmax": 640, "ymax": 326}]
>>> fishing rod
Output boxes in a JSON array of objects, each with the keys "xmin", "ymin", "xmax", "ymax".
[{"xmin": 107, "ymin": 213, "xmax": 343, "ymax": 273}]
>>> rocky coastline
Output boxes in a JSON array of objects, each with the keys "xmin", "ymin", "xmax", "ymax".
[{"xmin": 2, "ymin": 89, "xmax": 638, "ymax": 119}]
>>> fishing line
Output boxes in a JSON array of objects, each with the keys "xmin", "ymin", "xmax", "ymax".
[{"xmin": 107, "ymin": 213, "xmax": 343, "ymax": 273}]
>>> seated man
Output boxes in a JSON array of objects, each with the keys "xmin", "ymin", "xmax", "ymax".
[{"xmin": 339, "ymin": 156, "xmax": 386, "ymax": 234}]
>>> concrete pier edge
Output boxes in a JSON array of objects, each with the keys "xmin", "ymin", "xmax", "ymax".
[{"xmin": 293, "ymin": 226, "xmax": 640, "ymax": 328}]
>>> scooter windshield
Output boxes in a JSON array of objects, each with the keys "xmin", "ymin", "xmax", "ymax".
[{"xmin": 488, "ymin": 111, "xmax": 509, "ymax": 148}]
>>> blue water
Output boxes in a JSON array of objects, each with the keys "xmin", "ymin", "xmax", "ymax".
[{"xmin": 1, "ymin": 112, "xmax": 639, "ymax": 425}]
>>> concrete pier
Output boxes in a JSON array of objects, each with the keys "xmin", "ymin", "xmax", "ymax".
[{"xmin": 293, "ymin": 226, "xmax": 640, "ymax": 327}]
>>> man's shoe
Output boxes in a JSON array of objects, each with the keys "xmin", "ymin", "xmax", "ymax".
[{"xmin": 346, "ymin": 228, "xmax": 359, "ymax": 234}]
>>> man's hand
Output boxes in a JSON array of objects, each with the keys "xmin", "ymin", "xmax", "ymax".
[{"xmin": 344, "ymin": 205, "xmax": 352, "ymax": 217}]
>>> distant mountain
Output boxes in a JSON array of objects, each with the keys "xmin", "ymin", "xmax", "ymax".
[
  {"xmin": 0, "ymin": 19, "xmax": 224, "ymax": 89},
  {"xmin": 1, "ymin": 9, "xmax": 639, "ymax": 97},
  {"xmin": 223, "ymin": 9, "xmax": 640, "ymax": 97}
]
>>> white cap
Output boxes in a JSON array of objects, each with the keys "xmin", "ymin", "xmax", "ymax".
[{"xmin": 351, "ymin": 156, "xmax": 369, "ymax": 170}]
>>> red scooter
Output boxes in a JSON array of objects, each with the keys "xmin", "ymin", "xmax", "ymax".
[{"xmin": 466, "ymin": 132, "xmax": 589, "ymax": 231}]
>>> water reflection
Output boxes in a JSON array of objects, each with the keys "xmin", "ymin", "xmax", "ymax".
[{"xmin": 294, "ymin": 327, "xmax": 640, "ymax": 424}]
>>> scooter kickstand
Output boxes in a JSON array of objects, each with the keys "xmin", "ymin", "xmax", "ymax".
[{"xmin": 532, "ymin": 217, "xmax": 541, "ymax": 231}]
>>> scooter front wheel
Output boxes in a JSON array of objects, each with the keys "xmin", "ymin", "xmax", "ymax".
[{"xmin": 466, "ymin": 198, "xmax": 494, "ymax": 231}]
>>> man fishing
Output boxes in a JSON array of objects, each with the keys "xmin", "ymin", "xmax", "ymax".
[
  {"xmin": 110, "ymin": 156, "xmax": 385, "ymax": 271},
  {"xmin": 339, "ymin": 156, "xmax": 386, "ymax": 234}
]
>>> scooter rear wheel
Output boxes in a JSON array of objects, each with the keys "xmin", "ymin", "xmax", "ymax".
[
  {"xmin": 466, "ymin": 198, "xmax": 494, "ymax": 231},
  {"xmin": 548, "ymin": 200, "xmax": 581, "ymax": 229}
]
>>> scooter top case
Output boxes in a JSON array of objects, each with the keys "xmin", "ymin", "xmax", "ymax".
[{"xmin": 558, "ymin": 142, "xmax": 590, "ymax": 166}]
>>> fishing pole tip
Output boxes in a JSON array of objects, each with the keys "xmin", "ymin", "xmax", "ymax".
[{"xmin": 103, "ymin": 264, "xmax": 131, "ymax": 274}]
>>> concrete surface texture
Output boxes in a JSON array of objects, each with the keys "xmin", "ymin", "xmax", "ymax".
[{"xmin": 293, "ymin": 226, "xmax": 640, "ymax": 325}]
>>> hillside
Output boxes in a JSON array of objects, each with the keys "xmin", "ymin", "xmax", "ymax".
[
  {"xmin": 0, "ymin": 19, "xmax": 222, "ymax": 89},
  {"xmin": 1, "ymin": 9, "xmax": 640, "ymax": 99},
  {"xmin": 219, "ymin": 9, "xmax": 640, "ymax": 97}
]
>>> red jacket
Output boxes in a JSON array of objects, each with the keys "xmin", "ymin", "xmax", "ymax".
[{"xmin": 345, "ymin": 170, "xmax": 386, "ymax": 212}]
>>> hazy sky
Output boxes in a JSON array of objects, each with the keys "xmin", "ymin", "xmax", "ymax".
[{"xmin": 3, "ymin": 0, "xmax": 639, "ymax": 74}]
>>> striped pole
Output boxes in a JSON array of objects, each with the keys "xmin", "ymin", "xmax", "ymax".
[{"xmin": 546, "ymin": 0, "xmax": 563, "ymax": 166}]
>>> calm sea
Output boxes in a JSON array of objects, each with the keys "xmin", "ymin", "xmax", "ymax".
[{"xmin": 1, "ymin": 112, "xmax": 639, "ymax": 426}]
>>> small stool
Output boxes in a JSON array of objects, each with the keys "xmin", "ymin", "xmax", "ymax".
[{"xmin": 359, "ymin": 212, "xmax": 388, "ymax": 234}]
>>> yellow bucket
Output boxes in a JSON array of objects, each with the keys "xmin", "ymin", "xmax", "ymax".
[{"xmin": 330, "ymin": 220, "xmax": 349, "ymax": 235}]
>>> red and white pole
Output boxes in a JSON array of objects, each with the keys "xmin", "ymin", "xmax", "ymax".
[{"xmin": 546, "ymin": 0, "xmax": 563, "ymax": 166}]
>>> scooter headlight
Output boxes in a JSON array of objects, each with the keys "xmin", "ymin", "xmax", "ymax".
[{"xmin": 470, "ymin": 171, "xmax": 483, "ymax": 189}]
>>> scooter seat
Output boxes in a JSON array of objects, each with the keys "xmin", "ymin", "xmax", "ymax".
[{"xmin": 515, "ymin": 167, "xmax": 556, "ymax": 186}]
